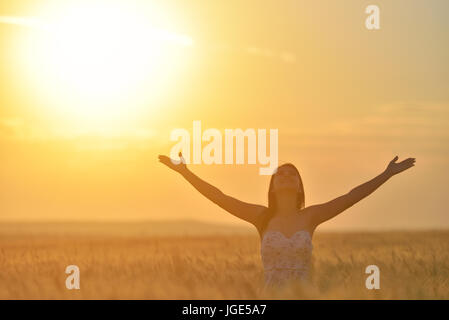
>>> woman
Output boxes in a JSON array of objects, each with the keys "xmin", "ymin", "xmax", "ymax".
[{"xmin": 158, "ymin": 153, "xmax": 415, "ymax": 291}]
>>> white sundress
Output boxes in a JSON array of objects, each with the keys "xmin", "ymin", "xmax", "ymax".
[{"xmin": 260, "ymin": 230, "xmax": 313, "ymax": 290}]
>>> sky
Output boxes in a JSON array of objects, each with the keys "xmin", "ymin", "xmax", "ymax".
[{"xmin": 0, "ymin": 0, "xmax": 448, "ymax": 230}]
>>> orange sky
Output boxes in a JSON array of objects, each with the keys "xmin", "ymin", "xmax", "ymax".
[{"xmin": 0, "ymin": 0, "xmax": 448, "ymax": 230}]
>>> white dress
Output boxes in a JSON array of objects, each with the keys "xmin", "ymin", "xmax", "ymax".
[{"xmin": 260, "ymin": 230, "xmax": 313, "ymax": 289}]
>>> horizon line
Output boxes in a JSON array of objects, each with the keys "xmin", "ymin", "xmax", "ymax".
[{"xmin": 1, "ymin": 219, "xmax": 448, "ymax": 233}]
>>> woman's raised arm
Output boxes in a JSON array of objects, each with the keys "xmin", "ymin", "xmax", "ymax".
[
  {"xmin": 158, "ymin": 154, "xmax": 266, "ymax": 227},
  {"xmin": 307, "ymin": 156, "xmax": 416, "ymax": 227}
]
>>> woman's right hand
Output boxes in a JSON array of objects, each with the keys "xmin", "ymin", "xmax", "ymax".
[{"xmin": 158, "ymin": 152, "xmax": 187, "ymax": 174}]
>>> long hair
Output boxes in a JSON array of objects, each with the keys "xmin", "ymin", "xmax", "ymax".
[{"xmin": 257, "ymin": 163, "xmax": 305, "ymax": 236}]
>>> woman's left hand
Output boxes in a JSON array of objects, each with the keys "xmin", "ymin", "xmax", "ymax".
[{"xmin": 385, "ymin": 156, "xmax": 416, "ymax": 176}]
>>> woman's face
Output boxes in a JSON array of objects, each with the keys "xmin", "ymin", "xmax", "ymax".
[{"xmin": 272, "ymin": 165, "xmax": 301, "ymax": 193}]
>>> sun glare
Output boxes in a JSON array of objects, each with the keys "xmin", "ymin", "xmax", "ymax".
[{"xmin": 17, "ymin": 2, "xmax": 193, "ymax": 130}]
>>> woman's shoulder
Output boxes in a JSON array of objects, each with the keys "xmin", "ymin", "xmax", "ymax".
[{"xmin": 252, "ymin": 207, "xmax": 272, "ymax": 237}]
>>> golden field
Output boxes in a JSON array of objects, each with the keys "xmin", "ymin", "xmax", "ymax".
[{"xmin": 0, "ymin": 225, "xmax": 448, "ymax": 299}]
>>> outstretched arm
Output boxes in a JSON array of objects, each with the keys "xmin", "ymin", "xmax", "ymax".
[
  {"xmin": 308, "ymin": 156, "xmax": 416, "ymax": 227},
  {"xmin": 158, "ymin": 153, "xmax": 266, "ymax": 226}
]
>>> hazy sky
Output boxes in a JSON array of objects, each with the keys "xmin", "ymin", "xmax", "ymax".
[{"xmin": 1, "ymin": 0, "xmax": 448, "ymax": 230}]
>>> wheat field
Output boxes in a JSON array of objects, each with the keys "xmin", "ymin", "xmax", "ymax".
[{"xmin": 1, "ymin": 230, "xmax": 448, "ymax": 299}]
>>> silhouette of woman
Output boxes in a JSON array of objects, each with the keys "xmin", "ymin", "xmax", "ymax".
[{"xmin": 158, "ymin": 153, "xmax": 415, "ymax": 291}]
